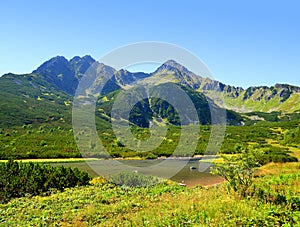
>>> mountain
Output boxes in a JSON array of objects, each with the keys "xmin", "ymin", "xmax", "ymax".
[
  {"xmin": 114, "ymin": 69, "xmax": 151, "ymax": 86},
  {"xmin": 2, "ymin": 55, "xmax": 299, "ymax": 160},
  {"xmin": 32, "ymin": 55, "xmax": 96, "ymax": 95},
  {"xmin": 32, "ymin": 55, "xmax": 149, "ymax": 95},
  {"xmin": 220, "ymin": 84, "xmax": 300, "ymax": 113},
  {"xmin": 148, "ymin": 61, "xmax": 300, "ymax": 114},
  {"xmin": 150, "ymin": 60, "xmax": 202, "ymax": 89},
  {"xmin": 96, "ymin": 83, "xmax": 242, "ymax": 127},
  {"xmin": 92, "ymin": 60, "xmax": 242, "ymax": 127},
  {"xmin": 1, "ymin": 55, "xmax": 300, "ymax": 129},
  {"xmin": 131, "ymin": 60, "xmax": 300, "ymax": 115},
  {"xmin": 69, "ymin": 55, "xmax": 96, "ymax": 80}
]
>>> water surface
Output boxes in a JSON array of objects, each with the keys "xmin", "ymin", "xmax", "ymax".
[{"xmin": 50, "ymin": 158, "xmax": 223, "ymax": 187}]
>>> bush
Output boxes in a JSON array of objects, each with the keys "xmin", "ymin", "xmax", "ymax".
[
  {"xmin": 109, "ymin": 171, "xmax": 163, "ymax": 187},
  {"xmin": 248, "ymin": 173, "xmax": 300, "ymax": 211},
  {"xmin": 262, "ymin": 146, "xmax": 298, "ymax": 163},
  {"xmin": 0, "ymin": 159, "xmax": 91, "ymax": 203},
  {"xmin": 211, "ymin": 148, "xmax": 265, "ymax": 197}
]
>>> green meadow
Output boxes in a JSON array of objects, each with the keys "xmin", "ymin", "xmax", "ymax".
[{"xmin": 0, "ymin": 119, "xmax": 299, "ymax": 226}]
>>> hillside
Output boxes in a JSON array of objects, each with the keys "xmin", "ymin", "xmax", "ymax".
[
  {"xmin": 0, "ymin": 56, "xmax": 246, "ymax": 128},
  {"xmin": 150, "ymin": 61, "xmax": 300, "ymax": 114},
  {"xmin": 1, "ymin": 55, "xmax": 300, "ymax": 129},
  {"xmin": 220, "ymin": 84, "xmax": 300, "ymax": 113},
  {"xmin": 23, "ymin": 56, "xmax": 300, "ymax": 116},
  {"xmin": 0, "ymin": 73, "xmax": 73, "ymax": 127},
  {"xmin": 0, "ymin": 56, "xmax": 299, "ymax": 159}
]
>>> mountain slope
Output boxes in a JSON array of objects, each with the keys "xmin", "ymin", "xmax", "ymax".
[
  {"xmin": 33, "ymin": 55, "xmax": 136, "ymax": 95},
  {"xmin": 2, "ymin": 55, "xmax": 299, "ymax": 129},
  {"xmin": 114, "ymin": 69, "xmax": 151, "ymax": 86},
  {"xmin": 0, "ymin": 73, "xmax": 73, "ymax": 127},
  {"xmin": 220, "ymin": 84, "xmax": 300, "ymax": 113},
  {"xmin": 33, "ymin": 56, "xmax": 79, "ymax": 95},
  {"xmin": 0, "ymin": 71, "xmax": 115, "ymax": 130},
  {"xmin": 97, "ymin": 83, "xmax": 242, "ymax": 127},
  {"xmin": 111, "ymin": 60, "xmax": 299, "ymax": 115},
  {"xmin": 147, "ymin": 60, "xmax": 300, "ymax": 114}
]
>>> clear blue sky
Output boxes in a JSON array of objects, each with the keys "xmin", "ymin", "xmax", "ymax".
[{"xmin": 1, "ymin": 0, "xmax": 299, "ymax": 88}]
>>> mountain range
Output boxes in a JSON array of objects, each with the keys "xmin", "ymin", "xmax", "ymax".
[{"xmin": 1, "ymin": 55, "xmax": 300, "ymax": 128}]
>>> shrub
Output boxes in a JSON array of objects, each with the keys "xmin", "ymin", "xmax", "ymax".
[
  {"xmin": 109, "ymin": 171, "xmax": 163, "ymax": 187},
  {"xmin": 211, "ymin": 148, "xmax": 265, "ymax": 197},
  {"xmin": 0, "ymin": 159, "xmax": 91, "ymax": 203}
]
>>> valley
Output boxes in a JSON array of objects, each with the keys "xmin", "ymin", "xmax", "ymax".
[{"xmin": 0, "ymin": 56, "xmax": 299, "ymax": 226}]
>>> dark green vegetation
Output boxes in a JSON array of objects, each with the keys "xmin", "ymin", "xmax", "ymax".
[
  {"xmin": 0, "ymin": 121, "xmax": 298, "ymax": 161},
  {"xmin": 280, "ymin": 127, "xmax": 300, "ymax": 148},
  {"xmin": 1, "ymin": 120, "xmax": 299, "ymax": 161},
  {"xmin": 244, "ymin": 111, "xmax": 300, "ymax": 124},
  {"xmin": 0, "ymin": 73, "xmax": 72, "ymax": 127},
  {"xmin": 97, "ymin": 83, "xmax": 242, "ymax": 127},
  {"xmin": 109, "ymin": 171, "xmax": 163, "ymax": 187},
  {"xmin": 0, "ymin": 124, "xmax": 79, "ymax": 159},
  {"xmin": 0, "ymin": 160, "xmax": 90, "ymax": 203}
]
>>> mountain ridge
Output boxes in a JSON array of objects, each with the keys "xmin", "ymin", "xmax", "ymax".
[
  {"xmin": 30, "ymin": 55, "xmax": 300, "ymax": 97},
  {"xmin": 2, "ymin": 55, "xmax": 300, "ymax": 124}
]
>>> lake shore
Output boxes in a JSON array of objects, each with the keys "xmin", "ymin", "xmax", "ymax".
[
  {"xmin": 0, "ymin": 154, "xmax": 220, "ymax": 163},
  {"xmin": 0, "ymin": 156, "xmax": 224, "ymax": 187}
]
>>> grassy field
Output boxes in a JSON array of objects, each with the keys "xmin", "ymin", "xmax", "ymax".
[
  {"xmin": 0, "ymin": 173, "xmax": 299, "ymax": 226},
  {"xmin": 0, "ymin": 121, "xmax": 299, "ymax": 225},
  {"xmin": 0, "ymin": 155, "xmax": 299, "ymax": 226}
]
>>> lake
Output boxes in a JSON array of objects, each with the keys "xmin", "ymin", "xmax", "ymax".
[{"xmin": 50, "ymin": 157, "xmax": 223, "ymax": 187}]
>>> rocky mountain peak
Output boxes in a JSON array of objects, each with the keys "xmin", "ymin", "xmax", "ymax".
[
  {"xmin": 35, "ymin": 56, "xmax": 69, "ymax": 71},
  {"xmin": 29, "ymin": 55, "xmax": 300, "ymax": 114},
  {"xmin": 155, "ymin": 59, "xmax": 194, "ymax": 75},
  {"xmin": 274, "ymin": 83, "xmax": 300, "ymax": 92},
  {"xmin": 33, "ymin": 56, "xmax": 97, "ymax": 95}
]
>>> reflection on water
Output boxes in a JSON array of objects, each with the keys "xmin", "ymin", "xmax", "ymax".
[
  {"xmin": 169, "ymin": 159, "xmax": 223, "ymax": 187},
  {"xmin": 50, "ymin": 158, "xmax": 223, "ymax": 187}
]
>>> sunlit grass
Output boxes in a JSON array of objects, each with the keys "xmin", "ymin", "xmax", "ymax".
[
  {"xmin": 259, "ymin": 162, "xmax": 300, "ymax": 176},
  {"xmin": 1, "ymin": 177, "xmax": 298, "ymax": 226}
]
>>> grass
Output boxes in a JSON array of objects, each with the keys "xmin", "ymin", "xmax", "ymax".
[
  {"xmin": 289, "ymin": 146, "xmax": 300, "ymax": 159},
  {"xmin": 0, "ymin": 174, "xmax": 299, "ymax": 226},
  {"xmin": 259, "ymin": 162, "xmax": 300, "ymax": 176},
  {"xmin": 0, "ymin": 118, "xmax": 299, "ymax": 225},
  {"xmin": 0, "ymin": 152, "xmax": 299, "ymax": 226},
  {"xmin": 257, "ymin": 140, "xmax": 299, "ymax": 175},
  {"xmin": 278, "ymin": 93, "xmax": 300, "ymax": 113},
  {"xmin": 1, "ymin": 152, "xmax": 300, "ymax": 226}
]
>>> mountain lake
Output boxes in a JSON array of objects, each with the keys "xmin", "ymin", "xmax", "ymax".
[{"xmin": 50, "ymin": 157, "xmax": 223, "ymax": 187}]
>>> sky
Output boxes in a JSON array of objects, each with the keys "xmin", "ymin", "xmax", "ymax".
[{"xmin": 0, "ymin": 0, "xmax": 299, "ymax": 88}]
